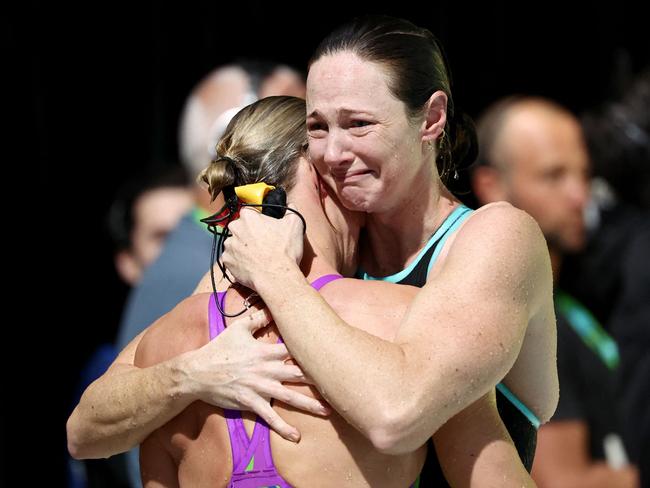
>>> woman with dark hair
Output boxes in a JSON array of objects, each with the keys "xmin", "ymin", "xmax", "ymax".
[
  {"xmin": 136, "ymin": 95, "xmax": 534, "ymax": 487},
  {"xmin": 223, "ymin": 15, "xmax": 558, "ymax": 482},
  {"xmin": 67, "ymin": 16, "xmax": 557, "ymax": 486}
]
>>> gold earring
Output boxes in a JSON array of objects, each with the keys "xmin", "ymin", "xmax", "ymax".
[{"xmin": 438, "ymin": 129, "xmax": 447, "ymax": 150}]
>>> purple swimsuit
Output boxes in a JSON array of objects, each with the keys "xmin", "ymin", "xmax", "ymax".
[{"xmin": 208, "ymin": 274, "xmax": 342, "ymax": 488}]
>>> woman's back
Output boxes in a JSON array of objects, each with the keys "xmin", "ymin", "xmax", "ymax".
[{"xmin": 136, "ymin": 283, "xmax": 425, "ymax": 488}]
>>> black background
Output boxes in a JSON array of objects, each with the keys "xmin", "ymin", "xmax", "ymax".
[{"xmin": 10, "ymin": 1, "xmax": 650, "ymax": 484}]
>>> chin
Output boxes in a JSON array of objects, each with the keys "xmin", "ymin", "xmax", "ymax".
[{"xmin": 339, "ymin": 189, "xmax": 371, "ymax": 213}]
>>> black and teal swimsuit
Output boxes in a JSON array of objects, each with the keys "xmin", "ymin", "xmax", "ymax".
[{"xmin": 359, "ymin": 205, "xmax": 539, "ymax": 484}]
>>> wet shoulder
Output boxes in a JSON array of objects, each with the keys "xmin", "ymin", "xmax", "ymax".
[
  {"xmin": 427, "ymin": 202, "xmax": 543, "ymax": 280},
  {"xmin": 470, "ymin": 201, "xmax": 540, "ymax": 233},
  {"xmin": 439, "ymin": 201, "xmax": 551, "ymax": 311},
  {"xmin": 450, "ymin": 201, "xmax": 546, "ymax": 261}
]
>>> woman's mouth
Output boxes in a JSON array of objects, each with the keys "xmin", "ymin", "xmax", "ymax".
[{"xmin": 331, "ymin": 169, "xmax": 373, "ymax": 182}]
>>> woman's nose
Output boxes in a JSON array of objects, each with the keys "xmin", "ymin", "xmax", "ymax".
[{"xmin": 323, "ymin": 129, "xmax": 353, "ymax": 168}]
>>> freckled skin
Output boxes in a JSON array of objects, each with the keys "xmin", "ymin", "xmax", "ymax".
[
  {"xmin": 137, "ymin": 283, "xmax": 426, "ymax": 487},
  {"xmin": 306, "ymin": 52, "xmax": 431, "ymax": 216},
  {"xmin": 303, "ymin": 53, "xmax": 556, "ymax": 433},
  {"xmin": 137, "ymin": 202, "xmax": 554, "ymax": 487},
  {"xmin": 136, "ymin": 57, "xmax": 556, "ymax": 484}
]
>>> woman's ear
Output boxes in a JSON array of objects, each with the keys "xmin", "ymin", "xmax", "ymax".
[
  {"xmin": 115, "ymin": 251, "xmax": 141, "ymax": 286},
  {"xmin": 421, "ymin": 90, "xmax": 448, "ymax": 143}
]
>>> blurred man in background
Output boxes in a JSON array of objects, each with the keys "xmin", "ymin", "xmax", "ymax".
[
  {"xmin": 70, "ymin": 166, "xmax": 192, "ymax": 488},
  {"xmin": 116, "ymin": 61, "xmax": 305, "ymax": 350},
  {"xmin": 564, "ymin": 70, "xmax": 650, "ymax": 485},
  {"xmin": 471, "ymin": 96, "xmax": 639, "ymax": 488}
]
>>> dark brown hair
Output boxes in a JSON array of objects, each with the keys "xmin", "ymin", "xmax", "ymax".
[{"xmin": 309, "ymin": 15, "xmax": 477, "ymax": 183}]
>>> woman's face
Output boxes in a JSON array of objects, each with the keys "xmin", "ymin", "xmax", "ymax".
[{"xmin": 306, "ymin": 52, "xmax": 431, "ymax": 214}]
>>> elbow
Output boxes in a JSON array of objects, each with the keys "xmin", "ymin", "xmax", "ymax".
[
  {"xmin": 66, "ymin": 417, "xmax": 86, "ymax": 460},
  {"xmin": 67, "ymin": 440, "xmax": 84, "ymax": 461},
  {"xmin": 366, "ymin": 405, "xmax": 422, "ymax": 455},
  {"xmin": 364, "ymin": 375, "xmax": 432, "ymax": 455},
  {"xmin": 538, "ymin": 376, "xmax": 560, "ymax": 425},
  {"xmin": 542, "ymin": 388, "xmax": 560, "ymax": 424},
  {"xmin": 368, "ymin": 427, "xmax": 409, "ymax": 455},
  {"xmin": 66, "ymin": 412, "xmax": 96, "ymax": 460}
]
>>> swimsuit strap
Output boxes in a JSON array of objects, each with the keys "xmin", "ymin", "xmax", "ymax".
[
  {"xmin": 310, "ymin": 273, "xmax": 343, "ymax": 291},
  {"xmin": 209, "ymin": 275, "xmax": 343, "ymax": 487}
]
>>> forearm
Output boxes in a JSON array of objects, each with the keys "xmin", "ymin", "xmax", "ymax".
[
  {"xmin": 255, "ymin": 263, "xmax": 520, "ymax": 453},
  {"xmin": 254, "ymin": 266, "xmax": 437, "ymax": 452},
  {"xmin": 434, "ymin": 390, "xmax": 535, "ymax": 487},
  {"xmin": 66, "ymin": 359, "xmax": 193, "ymax": 459}
]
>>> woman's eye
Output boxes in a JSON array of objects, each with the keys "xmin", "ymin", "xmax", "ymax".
[
  {"xmin": 350, "ymin": 120, "xmax": 371, "ymax": 128},
  {"xmin": 308, "ymin": 122, "xmax": 327, "ymax": 133}
]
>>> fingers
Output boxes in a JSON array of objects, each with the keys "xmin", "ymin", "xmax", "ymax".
[
  {"xmin": 262, "ymin": 343, "xmax": 293, "ymax": 360},
  {"xmin": 246, "ymin": 308, "xmax": 273, "ymax": 333},
  {"xmin": 282, "ymin": 205, "xmax": 306, "ymax": 233},
  {"xmin": 263, "ymin": 382, "xmax": 332, "ymax": 417},
  {"xmin": 271, "ymin": 363, "xmax": 309, "ymax": 383},
  {"xmin": 227, "ymin": 208, "xmax": 265, "ymax": 232},
  {"xmin": 284, "ymin": 199, "xmax": 301, "ymax": 214},
  {"xmin": 249, "ymin": 398, "xmax": 301, "ymax": 443},
  {"xmin": 272, "ymin": 362, "xmax": 318, "ymax": 387},
  {"xmin": 229, "ymin": 309, "xmax": 273, "ymax": 334}
]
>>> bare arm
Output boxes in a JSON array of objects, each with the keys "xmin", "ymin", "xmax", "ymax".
[
  {"xmin": 434, "ymin": 390, "xmax": 535, "ymax": 487},
  {"xmin": 66, "ymin": 329, "xmax": 193, "ymax": 459},
  {"xmin": 140, "ymin": 431, "xmax": 179, "ymax": 488},
  {"xmin": 67, "ymin": 296, "xmax": 327, "ymax": 459},
  {"xmin": 223, "ymin": 204, "xmax": 553, "ymax": 454},
  {"xmin": 532, "ymin": 421, "xmax": 639, "ymax": 488}
]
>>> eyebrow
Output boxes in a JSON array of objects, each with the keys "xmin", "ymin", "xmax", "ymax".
[{"xmin": 307, "ymin": 108, "xmax": 375, "ymax": 118}]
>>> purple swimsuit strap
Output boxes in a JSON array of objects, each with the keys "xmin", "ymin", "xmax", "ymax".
[
  {"xmin": 207, "ymin": 274, "xmax": 343, "ymax": 487},
  {"xmin": 310, "ymin": 273, "xmax": 343, "ymax": 291},
  {"xmin": 208, "ymin": 273, "xmax": 343, "ymax": 340}
]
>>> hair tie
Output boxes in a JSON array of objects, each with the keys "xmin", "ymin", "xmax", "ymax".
[{"xmin": 215, "ymin": 155, "xmax": 237, "ymax": 167}]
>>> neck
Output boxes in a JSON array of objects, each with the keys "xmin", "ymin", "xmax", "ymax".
[
  {"xmin": 299, "ymin": 236, "xmax": 341, "ymax": 283},
  {"xmin": 363, "ymin": 174, "xmax": 460, "ymax": 276},
  {"xmin": 295, "ymin": 191, "xmax": 345, "ymax": 281}
]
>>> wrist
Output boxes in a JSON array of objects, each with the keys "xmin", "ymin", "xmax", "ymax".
[
  {"xmin": 254, "ymin": 260, "xmax": 305, "ymax": 297},
  {"xmin": 163, "ymin": 354, "xmax": 198, "ymax": 405}
]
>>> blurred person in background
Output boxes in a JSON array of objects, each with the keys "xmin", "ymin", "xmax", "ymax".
[
  {"xmin": 471, "ymin": 95, "xmax": 639, "ymax": 487},
  {"xmin": 117, "ymin": 60, "xmax": 306, "ymax": 350},
  {"xmin": 68, "ymin": 60, "xmax": 307, "ymax": 487},
  {"xmin": 109, "ymin": 167, "xmax": 193, "ymax": 286},
  {"xmin": 562, "ymin": 69, "xmax": 650, "ymax": 486},
  {"xmin": 69, "ymin": 166, "xmax": 192, "ymax": 488}
]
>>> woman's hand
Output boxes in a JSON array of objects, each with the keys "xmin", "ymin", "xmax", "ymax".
[
  {"xmin": 222, "ymin": 208, "xmax": 305, "ymax": 290},
  {"xmin": 180, "ymin": 308, "xmax": 329, "ymax": 441}
]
